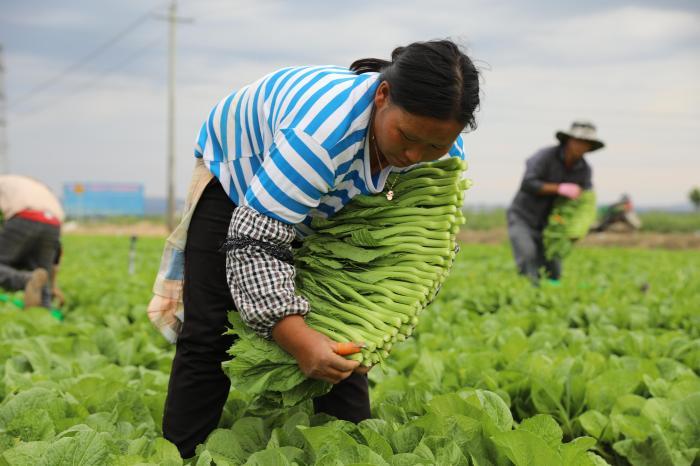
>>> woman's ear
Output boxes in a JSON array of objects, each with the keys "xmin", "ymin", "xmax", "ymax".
[{"xmin": 374, "ymin": 81, "xmax": 390, "ymax": 109}]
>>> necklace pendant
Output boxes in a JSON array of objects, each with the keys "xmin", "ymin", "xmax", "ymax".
[{"xmin": 386, "ymin": 190, "xmax": 394, "ymax": 201}]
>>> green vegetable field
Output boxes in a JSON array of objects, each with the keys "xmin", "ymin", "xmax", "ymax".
[{"xmin": 1, "ymin": 236, "xmax": 698, "ymax": 465}]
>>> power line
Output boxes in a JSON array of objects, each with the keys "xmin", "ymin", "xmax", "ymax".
[
  {"xmin": 11, "ymin": 36, "xmax": 164, "ymax": 117},
  {"xmin": 8, "ymin": 4, "xmax": 168, "ymax": 111}
]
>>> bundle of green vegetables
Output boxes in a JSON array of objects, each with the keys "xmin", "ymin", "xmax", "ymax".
[
  {"xmin": 223, "ymin": 156, "xmax": 469, "ymax": 411},
  {"xmin": 543, "ymin": 190, "xmax": 597, "ymax": 260}
]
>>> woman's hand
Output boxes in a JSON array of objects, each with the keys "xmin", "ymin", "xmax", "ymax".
[
  {"xmin": 272, "ymin": 315, "xmax": 361, "ymax": 384},
  {"xmin": 52, "ymin": 286, "xmax": 65, "ymax": 307},
  {"xmin": 557, "ymin": 183, "xmax": 582, "ymax": 199}
]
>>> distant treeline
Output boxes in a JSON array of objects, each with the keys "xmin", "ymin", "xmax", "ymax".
[
  {"xmin": 463, "ymin": 208, "xmax": 700, "ymax": 233},
  {"xmin": 61, "ymin": 207, "xmax": 700, "ymax": 234}
]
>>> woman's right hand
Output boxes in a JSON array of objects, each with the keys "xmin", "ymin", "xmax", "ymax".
[
  {"xmin": 271, "ymin": 315, "xmax": 361, "ymax": 384},
  {"xmin": 557, "ymin": 183, "xmax": 582, "ymax": 199}
]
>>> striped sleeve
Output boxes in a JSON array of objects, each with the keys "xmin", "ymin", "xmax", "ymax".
[
  {"xmin": 448, "ymin": 134, "xmax": 466, "ymax": 160},
  {"xmin": 243, "ymin": 128, "xmax": 335, "ymax": 224}
]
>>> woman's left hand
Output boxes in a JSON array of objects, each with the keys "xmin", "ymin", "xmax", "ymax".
[{"xmin": 52, "ymin": 286, "xmax": 65, "ymax": 307}]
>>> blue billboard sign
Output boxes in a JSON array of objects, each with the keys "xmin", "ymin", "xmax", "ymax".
[{"xmin": 63, "ymin": 182, "xmax": 145, "ymax": 217}]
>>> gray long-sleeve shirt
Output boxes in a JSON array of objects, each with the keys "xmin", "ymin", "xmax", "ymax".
[{"xmin": 508, "ymin": 145, "xmax": 592, "ymax": 230}]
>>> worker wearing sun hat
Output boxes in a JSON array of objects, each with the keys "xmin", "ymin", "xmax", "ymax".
[{"xmin": 507, "ymin": 120, "xmax": 605, "ymax": 283}]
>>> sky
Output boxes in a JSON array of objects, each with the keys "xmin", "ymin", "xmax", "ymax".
[{"xmin": 1, "ymin": 0, "xmax": 699, "ymax": 208}]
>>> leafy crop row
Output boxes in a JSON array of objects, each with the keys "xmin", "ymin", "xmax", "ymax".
[{"xmin": 0, "ymin": 236, "xmax": 697, "ymax": 465}]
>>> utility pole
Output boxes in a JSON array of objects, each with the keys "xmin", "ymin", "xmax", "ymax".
[
  {"xmin": 155, "ymin": 1, "xmax": 191, "ymax": 231},
  {"xmin": 159, "ymin": 0, "xmax": 192, "ymax": 232},
  {"xmin": 0, "ymin": 44, "xmax": 8, "ymax": 174},
  {"xmin": 166, "ymin": 0, "xmax": 177, "ymax": 231}
]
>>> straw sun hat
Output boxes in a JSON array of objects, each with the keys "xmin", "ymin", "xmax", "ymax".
[{"xmin": 555, "ymin": 120, "xmax": 605, "ymax": 151}]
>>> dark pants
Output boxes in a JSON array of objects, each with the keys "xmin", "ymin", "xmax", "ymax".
[
  {"xmin": 507, "ymin": 212, "xmax": 561, "ymax": 284},
  {"xmin": 0, "ymin": 217, "xmax": 60, "ymax": 306},
  {"xmin": 162, "ymin": 179, "xmax": 370, "ymax": 459}
]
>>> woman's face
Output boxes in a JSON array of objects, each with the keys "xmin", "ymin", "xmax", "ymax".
[
  {"xmin": 566, "ymin": 138, "xmax": 593, "ymax": 159},
  {"xmin": 373, "ymin": 82, "xmax": 464, "ymax": 168}
]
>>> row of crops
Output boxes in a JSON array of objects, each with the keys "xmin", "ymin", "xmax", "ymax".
[{"xmin": 0, "ymin": 235, "xmax": 698, "ymax": 465}]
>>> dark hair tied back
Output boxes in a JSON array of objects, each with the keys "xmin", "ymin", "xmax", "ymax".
[
  {"xmin": 348, "ymin": 58, "xmax": 391, "ymax": 75},
  {"xmin": 350, "ymin": 39, "xmax": 480, "ymax": 130},
  {"xmin": 390, "ymin": 47, "xmax": 406, "ymax": 62}
]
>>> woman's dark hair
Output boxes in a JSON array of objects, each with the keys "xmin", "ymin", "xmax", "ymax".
[{"xmin": 350, "ymin": 39, "xmax": 480, "ymax": 130}]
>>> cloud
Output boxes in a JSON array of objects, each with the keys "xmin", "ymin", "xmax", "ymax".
[
  {"xmin": 0, "ymin": 6, "xmax": 92, "ymax": 28},
  {"xmin": 522, "ymin": 6, "xmax": 700, "ymax": 65},
  {"xmin": 3, "ymin": 0, "xmax": 700, "ymax": 207}
]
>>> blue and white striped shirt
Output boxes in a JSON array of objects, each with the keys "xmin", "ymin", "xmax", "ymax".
[{"xmin": 195, "ymin": 65, "xmax": 465, "ymax": 236}]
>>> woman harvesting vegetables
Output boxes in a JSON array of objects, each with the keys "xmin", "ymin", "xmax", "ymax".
[
  {"xmin": 507, "ymin": 121, "xmax": 605, "ymax": 284},
  {"xmin": 147, "ymin": 39, "xmax": 480, "ymax": 458}
]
